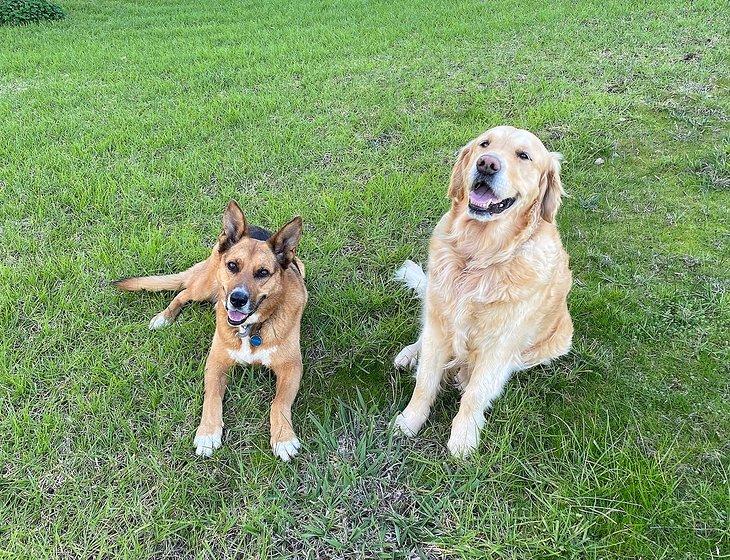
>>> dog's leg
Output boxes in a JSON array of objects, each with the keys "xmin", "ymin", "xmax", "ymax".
[
  {"xmin": 194, "ymin": 336, "xmax": 234, "ymax": 457},
  {"xmin": 394, "ymin": 320, "xmax": 448, "ymax": 437},
  {"xmin": 520, "ymin": 311, "xmax": 573, "ymax": 367},
  {"xmin": 447, "ymin": 358, "xmax": 515, "ymax": 458},
  {"xmin": 269, "ymin": 357, "xmax": 302, "ymax": 462},
  {"xmin": 149, "ymin": 289, "xmax": 192, "ymax": 330},
  {"xmin": 394, "ymin": 336, "xmax": 421, "ymax": 369}
]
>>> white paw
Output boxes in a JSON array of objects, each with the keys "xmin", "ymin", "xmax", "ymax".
[
  {"xmin": 194, "ymin": 427, "xmax": 223, "ymax": 457},
  {"xmin": 149, "ymin": 313, "xmax": 172, "ymax": 330},
  {"xmin": 446, "ymin": 423, "xmax": 480, "ymax": 458},
  {"xmin": 394, "ymin": 344, "xmax": 419, "ymax": 369},
  {"xmin": 393, "ymin": 412, "xmax": 420, "ymax": 437},
  {"xmin": 454, "ymin": 368, "xmax": 470, "ymax": 393},
  {"xmin": 272, "ymin": 437, "xmax": 301, "ymax": 462}
]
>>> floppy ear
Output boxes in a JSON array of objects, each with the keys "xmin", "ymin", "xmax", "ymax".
[
  {"xmin": 540, "ymin": 152, "xmax": 565, "ymax": 222},
  {"xmin": 268, "ymin": 217, "xmax": 303, "ymax": 269},
  {"xmin": 447, "ymin": 142, "xmax": 473, "ymax": 202},
  {"xmin": 218, "ymin": 200, "xmax": 248, "ymax": 252}
]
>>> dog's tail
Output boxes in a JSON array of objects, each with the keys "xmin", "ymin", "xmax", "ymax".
[
  {"xmin": 394, "ymin": 259, "xmax": 427, "ymax": 299},
  {"xmin": 112, "ymin": 270, "xmax": 190, "ymax": 292}
]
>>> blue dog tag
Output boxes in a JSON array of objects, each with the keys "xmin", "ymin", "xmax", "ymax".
[{"xmin": 250, "ymin": 334, "xmax": 263, "ymax": 347}]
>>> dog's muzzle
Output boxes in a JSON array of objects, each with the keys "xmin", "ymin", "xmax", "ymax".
[
  {"xmin": 226, "ymin": 289, "xmax": 252, "ymax": 326},
  {"xmin": 467, "ymin": 174, "xmax": 516, "ymax": 218},
  {"xmin": 225, "ymin": 290, "xmax": 265, "ymax": 326}
]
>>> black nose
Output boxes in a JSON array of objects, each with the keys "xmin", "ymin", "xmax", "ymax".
[
  {"xmin": 229, "ymin": 290, "xmax": 249, "ymax": 308},
  {"xmin": 476, "ymin": 154, "xmax": 501, "ymax": 175}
]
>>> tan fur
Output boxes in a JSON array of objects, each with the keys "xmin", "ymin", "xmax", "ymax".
[
  {"xmin": 114, "ymin": 201, "xmax": 307, "ymax": 461},
  {"xmin": 394, "ymin": 126, "xmax": 573, "ymax": 457}
]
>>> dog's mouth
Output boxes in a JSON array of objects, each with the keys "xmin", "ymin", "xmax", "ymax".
[
  {"xmin": 467, "ymin": 182, "xmax": 516, "ymax": 217},
  {"xmin": 225, "ymin": 295, "xmax": 265, "ymax": 327},
  {"xmin": 226, "ymin": 308, "xmax": 249, "ymax": 327}
]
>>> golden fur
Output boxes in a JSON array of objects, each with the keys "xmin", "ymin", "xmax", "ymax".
[
  {"xmin": 114, "ymin": 201, "xmax": 307, "ymax": 461},
  {"xmin": 394, "ymin": 126, "xmax": 573, "ymax": 457}
]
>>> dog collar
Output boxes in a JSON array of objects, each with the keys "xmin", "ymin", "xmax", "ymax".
[{"xmin": 237, "ymin": 324, "xmax": 263, "ymax": 347}]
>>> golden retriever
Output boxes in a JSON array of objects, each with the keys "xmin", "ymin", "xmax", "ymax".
[
  {"xmin": 114, "ymin": 201, "xmax": 307, "ymax": 461},
  {"xmin": 393, "ymin": 126, "xmax": 573, "ymax": 457}
]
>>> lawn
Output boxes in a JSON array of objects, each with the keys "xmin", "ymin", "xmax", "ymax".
[{"xmin": 0, "ymin": 0, "xmax": 728, "ymax": 557}]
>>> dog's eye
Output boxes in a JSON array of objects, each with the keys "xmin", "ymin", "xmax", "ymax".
[
  {"xmin": 254, "ymin": 268, "xmax": 270, "ymax": 279},
  {"xmin": 226, "ymin": 261, "xmax": 239, "ymax": 273},
  {"xmin": 517, "ymin": 151, "xmax": 531, "ymax": 160},
  {"xmin": 479, "ymin": 140, "xmax": 490, "ymax": 148}
]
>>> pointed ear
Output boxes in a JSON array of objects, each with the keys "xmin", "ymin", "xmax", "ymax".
[
  {"xmin": 448, "ymin": 142, "xmax": 473, "ymax": 202},
  {"xmin": 268, "ymin": 216, "xmax": 303, "ymax": 269},
  {"xmin": 218, "ymin": 200, "xmax": 248, "ymax": 252},
  {"xmin": 540, "ymin": 152, "xmax": 565, "ymax": 222}
]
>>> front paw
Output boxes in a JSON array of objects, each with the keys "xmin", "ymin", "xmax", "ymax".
[
  {"xmin": 393, "ymin": 410, "xmax": 423, "ymax": 437},
  {"xmin": 271, "ymin": 436, "xmax": 301, "ymax": 462},
  {"xmin": 194, "ymin": 425, "xmax": 223, "ymax": 457},
  {"xmin": 394, "ymin": 343, "xmax": 419, "ymax": 369},
  {"xmin": 446, "ymin": 421, "xmax": 480, "ymax": 458},
  {"xmin": 149, "ymin": 312, "xmax": 173, "ymax": 330}
]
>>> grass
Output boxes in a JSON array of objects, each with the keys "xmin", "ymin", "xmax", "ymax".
[{"xmin": 0, "ymin": 0, "xmax": 728, "ymax": 557}]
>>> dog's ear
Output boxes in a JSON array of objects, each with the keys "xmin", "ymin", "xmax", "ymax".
[
  {"xmin": 540, "ymin": 152, "xmax": 565, "ymax": 222},
  {"xmin": 448, "ymin": 142, "xmax": 473, "ymax": 202},
  {"xmin": 219, "ymin": 200, "xmax": 248, "ymax": 252},
  {"xmin": 268, "ymin": 216, "xmax": 303, "ymax": 269}
]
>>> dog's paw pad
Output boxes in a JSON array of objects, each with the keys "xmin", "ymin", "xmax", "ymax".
[
  {"xmin": 393, "ymin": 413, "xmax": 419, "ymax": 437},
  {"xmin": 149, "ymin": 313, "xmax": 172, "ymax": 330},
  {"xmin": 194, "ymin": 429, "xmax": 222, "ymax": 457},
  {"xmin": 272, "ymin": 437, "xmax": 301, "ymax": 462}
]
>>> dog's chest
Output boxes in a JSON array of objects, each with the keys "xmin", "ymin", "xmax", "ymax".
[
  {"xmin": 436, "ymin": 255, "xmax": 539, "ymax": 307},
  {"xmin": 436, "ymin": 264, "xmax": 503, "ymax": 306},
  {"xmin": 228, "ymin": 338, "xmax": 277, "ymax": 367},
  {"xmin": 435, "ymin": 264, "xmax": 519, "ymax": 350}
]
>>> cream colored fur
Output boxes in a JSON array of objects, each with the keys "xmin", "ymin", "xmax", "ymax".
[{"xmin": 394, "ymin": 126, "xmax": 573, "ymax": 457}]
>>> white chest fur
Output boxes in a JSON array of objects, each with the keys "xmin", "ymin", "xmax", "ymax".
[{"xmin": 228, "ymin": 337, "xmax": 277, "ymax": 367}]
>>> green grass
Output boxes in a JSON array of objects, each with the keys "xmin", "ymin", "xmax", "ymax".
[{"xmin": 1, "ymin": 0, "xmax": 728, "ymax": 557}]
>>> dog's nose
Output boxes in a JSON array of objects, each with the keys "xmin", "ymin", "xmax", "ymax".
[
  {"xmin": 229, "ymin": 289, "xmax": 249, "ymax": 308},
  {"xmin": 476, "ymin": 154, "xmax": 501, "ymax": 175}
]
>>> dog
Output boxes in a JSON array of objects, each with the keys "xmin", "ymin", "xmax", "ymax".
[
  {"xmin": 393, "ymin": 125, "xmax": 573, "ymax": 457},
  {"xmin": 114, "ymin": 201, "xmax": 307, "ymax": 461}
]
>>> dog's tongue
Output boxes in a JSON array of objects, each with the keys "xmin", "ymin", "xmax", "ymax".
[
  {"xmin": 227, "ymin": 309, "xmax": 246, "ymax": 322},
  {"xmin": 469, "ymin": 188, "xmax": 499, "ymax": 207}
]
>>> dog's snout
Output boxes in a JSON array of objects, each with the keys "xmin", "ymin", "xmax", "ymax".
[
  {"xmin": 228, "ymin": 289, "xmax": 249, "ymax": 309},
  {"xmin": 476, "ymin": 154, "xmax": 501, "ymax": 175}
]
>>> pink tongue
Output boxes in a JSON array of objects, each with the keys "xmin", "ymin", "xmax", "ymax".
[
  {"xmin": 227, "ymin": 309, "xmax": 246, "ymax": 322},
  {"xmin": 469, "ymin": 189, "xmax": 498, "ymax": 206}
]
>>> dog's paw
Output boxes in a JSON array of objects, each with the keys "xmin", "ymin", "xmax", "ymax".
[
  {"xmin": 194, "ymin": 426, "xmax": 223, "ymax": 457},
  {"xmin": 453, "ymin": 367, "xmax": 471, "ymax": 393},
  {"xmin": 393, "ymin": 412, "xmax": 421, "ymax": 437},
  {"xmin": 446, "ymin": 423, "xmax": 480, "ymax": 458},
  {"xmin": 394, "ymin": 343, "xmax": 419, "ymax": 369},
  {"xmin": 149, "ymin": 312, "xmax": 173, "ymax": 330},
  {"xmin": 272, "ymin": 437, "xmax": 300, "ymax": 462}
]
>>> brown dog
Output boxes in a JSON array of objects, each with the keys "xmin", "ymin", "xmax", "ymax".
[
  {"xmin": 114, "ymin": 201, "xmax": 307, "ymax": 461},
  {"xmin": 394, "ymin": 126, "xmax": 573, "ymax": 457}
]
